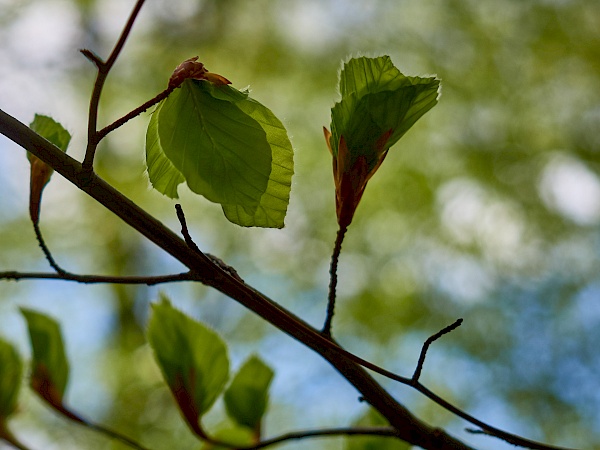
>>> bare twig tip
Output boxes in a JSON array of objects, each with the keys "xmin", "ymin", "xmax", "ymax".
[{"xmin": 79, "ymin": 49, "xmax": 104, "ymax": 67}]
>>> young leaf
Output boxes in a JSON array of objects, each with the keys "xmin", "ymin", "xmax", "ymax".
[
  {"xmin": 0, "ymin": 339, "xmax": 22, "ymax": 421},
  {"xmin": 20, "ymin": 308, "xmax": 70, "ymax": 410},
  {"xmin": 29, "ymin": 114, "xmax": 71, "ymax": 153},
  {"xmin": 147, "ymin": 296, "xmax": 229, "ymax": 437},
  {"xmin": 27, "ymin": 114, "xmax": 71, "ymax": 223},
  {"xmin": 223, "ymin": 355, "xmax": 274, "ymax": 432},
  {"xmin": 325, "ymin": 56, "xmax": 440, "ymax": 227},
  {"xmin": 145, "ymin": 101, "xmax": 185, "ymax": 198},
  {"xmin": 146, "ymin": 79, "xmax": 294, "ymax": 228}
]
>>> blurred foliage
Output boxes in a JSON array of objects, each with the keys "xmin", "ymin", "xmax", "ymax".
[{"xmin": 1, "ymin": 0, "xmax": 600, "ymax": 449}]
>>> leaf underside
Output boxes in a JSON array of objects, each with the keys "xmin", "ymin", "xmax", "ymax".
[{"xmin": 146, "ymin": 80, "xmax": 294, "ymax": 228}]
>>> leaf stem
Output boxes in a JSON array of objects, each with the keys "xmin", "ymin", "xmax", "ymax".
[
  {"xmin": 322, "ymin": 224, "xmax": 348, "ymax": 337},
  {"xmin": 96, "ymin": 86, "xmax": 175, "ymax": 141},
  {"xmin": 32, "ymin": 220, "xmax": 70, "ymax": 277}
]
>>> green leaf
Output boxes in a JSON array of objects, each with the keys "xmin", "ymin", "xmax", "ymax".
[
  {"xmin": 223, "ymin": 355, "xmax": 274, "ymax": 431},
  {"xmin": 346, "ymin": 408, "xmax": 409, "ymax": 450},
  {"xmin": 0, "ymin": 340, "xmax": 22, "ymax": 420},
  {"xmin": 330, "ymin": 56, "xmax": 440, "ymax": 168},
  {"xmin": 201, "ymin": 425, "xmax": 255, "ymax": 450},
  {"xmin": 145, "ymin": 101, "xmax": 186, "ymax": 198},
  {"xmin": 146, "ymin": 79, "xmax": 294, "ymax": 228},
  {"xmin": 28, "ymin": 114, "xmax": 71, "ymax": 155},
  {"xmin": 20, "ymin": 308, "xmax": 69, "ymax": 408},
  {"xmin": 147, "ymin": 295, "xmax": 229, "ymax": 436}
]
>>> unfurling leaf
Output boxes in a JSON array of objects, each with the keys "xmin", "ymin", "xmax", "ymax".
[
  {"xmin": 0, "ymin": 340, "xmax": 22, "ymax": 421},
  {"xmin": 224, "ymin": 355, "xmax": 274, "ymax": 432},
  {"xmin": 168, "ymin": 56, "xmax": 231, "ymax": 89},
  {"xmin": 147, "ymin": 295, "xmax": 229, "ymax": 437},
  {"xmin": 325, "ymin": 56, "xmax": 440, "ymax": 227},
  {"xmin": 20, "ymin": 308, "xmax": 70, "ymax": 410},
  {"xmin": 146, "ymin": 77, "xmax": 294, "ymax": 228},
  {"xmin": 28, "ymin": 114, "xmax": 71, "ymax": 223}
]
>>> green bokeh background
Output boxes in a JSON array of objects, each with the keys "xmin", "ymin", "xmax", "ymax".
[{"xmin": 1, "ymin": 0, "xmax": 599, "ymax": 449}]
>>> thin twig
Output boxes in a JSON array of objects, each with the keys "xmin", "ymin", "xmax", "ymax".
[
  {"xmin": 32, "ymin": 220, "xmax": 70, "ymax": 276},
  {"xmin": 413, "ymin": 383, "xmax": 577, "ymax": 450},
  {"xmin": 3, "ymin": 107, "xmax": 578, "ymax": 450},
  {"xmin": 246, "ymin": 426, "xmax": 399, "ymax": 450},
  {"xmin": 82, "ymin": 0, "xmax": 147, "ymax": 170},
  {"xmin": 175, "ymin": 203, "xmax": 201, "ymax": 253},
  {"xmin": 322, "ymin": 224, "xmax": 348, "ymax": 337},
  {"xmin": 96, "ymin": 86, "xmax": 175, "ymax": 141},
  {"xmin": 0, "ymin": 270, "xmax": 195, "ymax": 285},
  {"xmin": 49, "ymin": 403, "xmax": 150, "ymax": 450},
  {"xmin": 412, "ymin": 318, "xmax": 463, "ymax": 382}
]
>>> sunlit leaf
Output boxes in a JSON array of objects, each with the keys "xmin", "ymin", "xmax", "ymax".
[
  {"xmin": 0, "ymin": 340, "xmax": 22, "ymax": 421},
  {"xmin": 145, "ymin": 101, "xmax": 185, "ymax": 199},
  {"xmin": 147, "ymin": 295, "xmax": 229, "ymax": 437},
  {"xmin": 146, "ymin": 79, "xmax": 294, "ymax": 228},
  {"xmin": 326, "ymin": 56, "xmax": 440, "ymax": 227},
  {"xmin": 223, "ymin": 355, "xmax": 274, "ymax": 431},
  {"xmin": 330, "ymin": 55, "xmax": 440, "ymax": 161},
  {"xmin": 28, "ymin": 114, "xmax": 71, "ymax": 154},
  {"xmin": 20, "ymin": 308, "xmax": 69, "ymax": 409}
]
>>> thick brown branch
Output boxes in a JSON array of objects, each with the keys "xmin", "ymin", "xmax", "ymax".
[{"xmin": 0, "ymin": 108, "xmax": 474, "ymax": 450}]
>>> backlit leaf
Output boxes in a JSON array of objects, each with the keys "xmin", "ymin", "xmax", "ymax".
[
  {"xmin": 329, "ymin": 56, "xmax": 440, "ymax": 165},
  {"xmin": 147, "ymin": 295, "xmax": 229, "ymax": 436},
  {"xmin": 146, "ymin": 79, "xmax": 294, "ymax": 228},
  {"xmin": 223, "ymin": 355, "xmax": 274, "ymax": 431},
  {"xmin": 0, "ymin": 340, "xmax": 22, "ymax": 420},
  {"xmin": 28, "ymin": 114, "xmax": 71, "ymax": 154},
  {"xmin": 20, "ymin": 308, "xmax": 69, "ymax": 409}
]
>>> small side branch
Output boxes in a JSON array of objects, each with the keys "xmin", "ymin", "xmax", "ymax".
[
  {"xmin": 412, "ymin": 318, "xmax": 463, "ymax": 382},
  {"xmin": 32, "ymin": 220, "xmax": 70, "ymax": 276},
  {"xmin": 322, "ymin": 224, "xmax": 348, "ymax": 337},
  {"xmin": 96, "ymin": 86, "xmax": 175, "ymax": 141},
  {"xmin": 47, "ymin": 402, "xmax": 150, "ymax": 450},
  {"xmin": 82, "ymin": 0, "xmax": 147, "ymax": 170},
  {"xmin": 247, "ymin": 426, "xmax": 399, "ymax": 450},
  {"xmin": 0, "ymin": 270, "xmax": 195, "ymax": 285},
  {"xmin": 175, "ymin": 203, "xmax": 201, "ymax": 254}
]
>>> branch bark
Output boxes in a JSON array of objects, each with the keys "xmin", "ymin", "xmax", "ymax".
[{"xmin": 0, "ymin": 108, "xmax": 474, "ymax": 450}]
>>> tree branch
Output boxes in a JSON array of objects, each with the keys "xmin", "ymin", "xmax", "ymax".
[
  {"xmin": 247, "ymin": 426, "xmax": 399, "ymax": 449},
  {"xmin": 0, "ymin": 108, "xmax": 475, "ymax": 450},
  {"xmin": 0, "ymin": 270, "xmax": 195, "ymax": 285}
]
